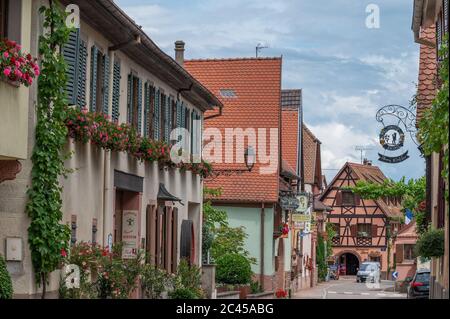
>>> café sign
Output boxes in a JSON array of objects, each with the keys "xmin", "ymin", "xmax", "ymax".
[
  {"xmin": 280, "ymin": 194, "xmax": 300, "ymax": 210},
  {"xmin": 122, "ymin": 210, "xmax": 139, "ymax": 259}
]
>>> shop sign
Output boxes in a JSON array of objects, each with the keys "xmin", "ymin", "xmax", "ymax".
[
  {"xmin": 280, "ymin": 194, "xmax": 300, "ymax": 210},
  {"xmin": 292, "ymin": 214, "xmax": 311, "ymax": 223},
  {"xmin": 122, "ymin": 210, "xmax": 139, "ymax": 259},
  {"xmin": 295, "ymin": 193, "xmax": 310, "ymax": 213}
]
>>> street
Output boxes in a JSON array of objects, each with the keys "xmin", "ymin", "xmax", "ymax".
[{"xmin": 294, "ymin": 276, "xmax": 406, "ymax": 299}]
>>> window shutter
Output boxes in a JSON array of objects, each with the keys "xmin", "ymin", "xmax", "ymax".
[
  {"xmin": 165, "ymin": 207, "xmax": 173, "ymax": 272},
  {"xmin": 350, "ymin": 224, "xmax": 357, "ymax": 237},
  {"xmin": 137, "ymin": 78, "xmax": 143, "ymax": 135},
  {"xmin": 396, "ymin": 244, "xmax": 403, "ymax": 264},
  {"xmin": 154, "ymin": 89, "xmax": 160, "ymax": 140},
  {"xmin": 76, "ymin": 40, "xmax": 88, "ymax": 109},
  {"xmin": 355, "ymin": 194, "xmax": 361, "ymax": 206},
  {"xmin": 181, "ymin": 103, "xmax": 186, "ymax": 129},
  {"xmin": 167, "ymin": 96, "xmax": 173, "ymax": 141},
  {"xmin": 336, "ymin": 191, "xmax": 342, "ymax": 206},
  {"xmin": 172, "ymin": 208, "xmax": 178, "ymax": 273},
  {"xmin": 111, "ymin": 60, "xmax": 121, "ymax": 122},
  {"xmin": 102, "ymin": 54, "xmax": 110, "ymax": 115},
  {"xmin": 62, "ymin": 29, "xmax": 80, "ymax": 106},
  {"xmin": 371, "ymin": 225, "xmax": 378, "ymax": 238},
  {"xmin": 144, "ymin": 82, "xmax": 149, "ymax": 137},
  {"xmin": 176, "ymin": 100, "xmax": 182, "ymax": 128},
  {"xmin": 89, "ymin": 46, "xmax": 99, "ymax": 112},
  {"xmin": 127, "ymin": 73, "xmax": 133, "ymax": 124}
]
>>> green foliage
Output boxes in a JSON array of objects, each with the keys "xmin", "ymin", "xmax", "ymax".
[
  {"xmin": 419, "ymin": 34, "xmax": 449, "ymax": 201},
  {"xmin": 0, "ymin": 255, "xmax": 13, "ymax": 299},
  {"xmin": 250, "ymin": 280, "xmax": 263, "ymax": 294},
  {"xmin": 168, "ymin": 287, "xmax": 200, "ymax": 299},
  {"xmin": 316, "ymin": 234, "xmax": 327, "ymax": 282},
  {"xmin": 26, "ymin": 2, "xmax": 72, "ymax": 295},
  {"xmin": 349, "ymin": 177, "xmax": 428, "ymax": 235},
  {"xmin": 202, "ymin": 188, "xmax": 255, "ymax": 266},
  {"xmin": 141, "ymin": 264, "xmax": 172, "ymax": 299},
  {"xmin": 215, "ymin": 253, "xmax": 253, "ymax": 285},
  {"xmin": 415, "ymin": 228, "xmax": 445, "ymax": 259}
]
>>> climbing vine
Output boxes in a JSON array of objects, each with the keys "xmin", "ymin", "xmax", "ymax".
[
  {"xmin": 26, "ymin": 2, "xmax": 71, "ymax": 298},
  {"xmin": 419, "ymin": 34, "xmax": 449, "ymax": 201}
]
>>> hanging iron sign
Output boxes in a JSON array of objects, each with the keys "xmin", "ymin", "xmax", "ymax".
[
  {"xmin": 280, "ymin": 194, "xmax": 300, "ymax": 210},
  {"xmin": 376, "ymin": 105, "xmax": 418, "ymax": 164}
]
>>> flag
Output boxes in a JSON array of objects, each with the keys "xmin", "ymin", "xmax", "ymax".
[{"xmin": 405, "ymin": 209, "xmax": 414, "ymax": 225}]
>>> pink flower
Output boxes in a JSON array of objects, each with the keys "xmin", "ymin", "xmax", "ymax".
[
  {"xmin": 3, "ymin": 51, "xmax": 9, "ymax": 59},
  {"xmin": 15, "ymin": 61, "xmax": 20, "ymax": 68},
  {"xmin": 61, "ymin": 248, "xmax": 67, "ymax": 258},
  {"xmin": 14, "ymin": 69, "xmax": 22, "ymax": 78},
  {"xmin": 34, "ymin": 65, "xmax": 40, "ymax": 76},
  {"xmin": 3, "ymin": 67, "xmax": 11, "ymax": 77}
]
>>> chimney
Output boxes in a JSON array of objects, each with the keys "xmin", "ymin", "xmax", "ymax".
[
  {"xmin": 363, "ymin": 158, "xmax": 372, "ymax": 166},
  {"xmin": 174, "ymin": 40, "xmax": 185, "ymax": 67}
]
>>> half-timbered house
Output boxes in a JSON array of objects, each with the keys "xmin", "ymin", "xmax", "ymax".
[{"xmin": 320, "ymin": 161, "xmax": 403, "ymax": 277}]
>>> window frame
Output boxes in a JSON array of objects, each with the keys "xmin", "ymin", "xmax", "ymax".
[
  {"xmin": 341, "ymin": 190, "xmax": 355, "ymax": 206},
  {"xmin": 0, "ymin": 0, "xmax": 8, "ymax": 40},
  {"xmin": 357, "ymin": 223, "xmax": 372, "ymax": 238},
  {"xmin": 403, "ymin": 244, "xmax": 416, "ymax": 261}
]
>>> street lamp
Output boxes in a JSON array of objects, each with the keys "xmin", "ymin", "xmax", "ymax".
[{"xmin": 208, "ymin": 146, "xmax": 256, "ymax": 179}]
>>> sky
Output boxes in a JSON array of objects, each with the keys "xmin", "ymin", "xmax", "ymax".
[{"xmin": 116, "ymin": 0, "xmax": 425, "ymax": 182}]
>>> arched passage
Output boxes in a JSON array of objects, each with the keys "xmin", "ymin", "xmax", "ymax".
[{"xmin": 339, "ymin": 252, "xmax": 360, "ymax": 275}]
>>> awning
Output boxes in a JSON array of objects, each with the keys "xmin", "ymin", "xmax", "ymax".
[{"xmin": 157, "ymin": 183, "xmax": 183, "ymax": 205}]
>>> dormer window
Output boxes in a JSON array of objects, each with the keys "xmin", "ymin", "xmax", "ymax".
[{"xmin": 219, "ymin": 89, "xmax": 237, "ymax": 98}]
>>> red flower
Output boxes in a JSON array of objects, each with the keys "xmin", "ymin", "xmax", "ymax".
[{"xmin": 61, "ymin": 248, "xmax": 68, "ymax": 258}]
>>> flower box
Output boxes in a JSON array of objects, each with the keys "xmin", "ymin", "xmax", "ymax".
[{"xmin": 1, "ymin": 39, "xmax": 39, "ymax": 87}]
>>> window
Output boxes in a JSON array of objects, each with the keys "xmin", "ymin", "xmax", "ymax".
[
  {"xmin": 0, "ymin": 0, "xmax": 8, "ymax": 39},
  {"xmin": 403, "ymin": 244, "xmax": 416, "ymax": 261},
  {"xmin": 90, "ymin": 46, "xmax": 110, "ymax": 113},
  {"xmin": 127, "ymin": 73, "xmax": 142, "ymax": 133},
  {"xmin": 219, "ymin": 89, "xmax": 237, "ymax": 98},
  {"xmin": 342, "ymin": 191, "xmax": 355, "ymax": 206},
  {"xmin": 357, "ymin": 223, "xmax": 371, "ymax": 238}
]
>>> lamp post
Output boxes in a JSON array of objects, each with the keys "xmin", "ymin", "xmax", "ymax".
[{"xmin": 207, "ymin": 146, "xmax": 256, "ymax": 179}]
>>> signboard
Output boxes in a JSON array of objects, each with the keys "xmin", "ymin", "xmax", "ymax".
[
  {"xmin": 280, "ymin": 194, "xmax": 300, "ymax": 210},
  {"xmin": 392, "ymin": 271, "xmax": 399, "ymax": 280},
  {"xmin": 296, "ymin": 193, "xmax": 310, "ymax": 213},
  {"xmin": 122, "ymin": 210, "xmax": 139, "ymax": 259},
  {"xmin": 292, "ymin": 214, "xmax": 311, "ymax": 223}
]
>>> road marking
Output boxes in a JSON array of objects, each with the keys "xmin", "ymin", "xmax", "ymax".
[
  {"xmin": 377, "ymin": 293, "xmax": 387, "ymax": 297},
  {"xmin": 328, "ymin": 291, "xmax": 337, "ymax": 294},
  {"xmin": 344, "ymin": 292, "xmax": 353, "ymax": 295},
  {"xmin": 361, "ymin": 292, "xmax": 370, "ymax": 296}
]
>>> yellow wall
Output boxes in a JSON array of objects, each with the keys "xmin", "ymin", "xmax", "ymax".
[{"xmin": 0, "ymin": 0, "xmax": 32, "ymax": 160}]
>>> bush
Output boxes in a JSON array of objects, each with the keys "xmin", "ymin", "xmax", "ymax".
[
  {"xmin": 415, "ymin": 228, "xmax": 445, "ymax": 259},
  {"xmin": 250, "ymin": 280, "xmax": 263, "ymax": 294},
  {"xmin": 169, "ymin": 287, "xmax": 199, "ymax": 299},
  {"xmin": 141, "ymin": 265, "xmax": 171, "ymax": 299},
  {"xmin": 216, "ymin": 253, "xmax": 252, "ymax": 285},
  {"xmin": 0, "ymin": 254, "xmax": 13, "ymax": 299}
]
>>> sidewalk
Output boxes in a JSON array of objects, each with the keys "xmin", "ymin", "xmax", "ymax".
[{"xmin": 292, "ymin": 281, "xmax": 336, "ymax": 299}]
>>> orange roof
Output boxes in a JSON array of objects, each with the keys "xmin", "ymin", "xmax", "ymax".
[
  {"xmin": 303, "ymin": 124, "xmax": 321, "ymax": 186},
  {"xmin": 185, "ymin": 58, "xmax": 282, "ymax": 203},
  {"xmin": 416, "ymin": 25, "xmax": 437, "ymax": 126},
  {"xmin": 281, "ymin": 109, "xmax": 298, "ymax": 171}
]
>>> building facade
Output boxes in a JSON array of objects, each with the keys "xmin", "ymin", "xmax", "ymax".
[
  {"xmin": 320, "ymin": 162, "xmax": 403, "ymax": 278},
  {"xmin": 412, "ymin": 0, "xmax": 449, "ymax": 299},
  {"xmin": 185, "ymin": 57, "xmax": 290, "ymax": 292},
  {"xmin": 0, "ymin": 0, "xmax": 221, "ymax": 297}
]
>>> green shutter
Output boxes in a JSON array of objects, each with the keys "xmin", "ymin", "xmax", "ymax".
[
  {"xmin": 112, "ymin": 60, "xmax": 121, "ymax": 122},
  {"xmin": 154, "ymin": 89, "xmax": 160, "ymax": 140},
  {"xmin": 76, "ymin": 40, "xmax": 88, "ymax": 109},
  {"xmin": 90, "ymin": 46, "xmax": 99, "ymax": 112},
  {"xmin": 176, "ymin": 100, "xmax": 182, "ymax": 128},
  {"xmin": 181, "ymin": 103, "xmax": 186, "ymax": 129},
  {"xmin": 102, "ymin": 55, "xmax": 110, "ymax": 115},
  {"xmin": 137, "ymin": 78, "xmax": 143, "ymax": 135},
  {"xmin": 127, "ymin": 73, "xmax": 133, "ymax": 124},
  {"xmin": 165, "ymin": 96, "xmax": 170, "ymax": 142},
  {"xmin": 144, "ymin": 83, "xmax": 149, "ymax": 137},
  {"xmin": 62, "ymin": 29, "xmax": 80, "ymax": 106}
]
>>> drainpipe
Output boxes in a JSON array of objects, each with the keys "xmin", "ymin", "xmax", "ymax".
[{"xmin": 260, "ymin": 203, "xmax": 265, "ymax": 290}]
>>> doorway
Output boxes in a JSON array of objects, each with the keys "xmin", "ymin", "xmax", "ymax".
[{"xmin": 339, "ymin": 253, "xmax": 359, "ymax": 275}]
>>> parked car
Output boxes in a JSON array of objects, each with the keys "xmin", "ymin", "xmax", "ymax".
[
  {"xmin": 356, "ymin": 262, "xmax": 381, "ymax": 283},
  {"xmin": 406, "ymin": 269, "xmax": 430, "ymax": 299}
]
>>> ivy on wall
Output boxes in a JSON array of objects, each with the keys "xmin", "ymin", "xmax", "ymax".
[
  {"xmin": 26, "ymin": 2, "xmax": 71, "ymax": 298},
  {"xmin": 419, "ymin": 34, "xmax": 449, "ymax": 201}
]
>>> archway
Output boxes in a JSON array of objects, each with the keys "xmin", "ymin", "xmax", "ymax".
[{"xmin": 339, "ymin": 252, "xmax": 360, "ymax": 275}]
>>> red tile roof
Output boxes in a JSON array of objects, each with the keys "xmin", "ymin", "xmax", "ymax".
[
  {"xmin": 281, "ymin": 109, "xmax": 298, "ymax": 171},
  {"xmin": 416, "ymin": 25, "xmax": 437, "ymax": 126},
  {"xmin": 303, "ymin": 124, "xmax": 321, "ymax": 186},
  {"xmin": 185, "ymin": 58, "xmax": 282, "ymax": 203}
]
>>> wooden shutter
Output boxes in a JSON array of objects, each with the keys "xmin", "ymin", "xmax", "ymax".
[
  {"xmin": 89, "ymin": 46, "xmax": 99, "ymax": 112},
  {"xmin": 146, "ymin": 205, "xmax": 157, "ymax": 265},
  {"xmin": 62, "ymin": 29, "xmax": 80, "ymax": 106},
  {"xmin": 165, "ymin": 207, "xmax": 173, "ymax": 272},
  {"xmin": 396, "ymin": 244, "xmax": 403, "ymax": 264},
  {"xmin": 144, "ymin": 83, "xmax": 149, "ymax": 137},
  {"xmin": 166, "ymin": 96, "xmax": 172, "ymax": 142},
  {"xmin": 176, "ymin": 100, "xmax": 182, "ymax": 128},
  {"xmin": 172, "ymin": 208, "xmax": 178, "ymax": 273},
  {"xmin": 137, "ymin": 78, "xmax": 143, "ymax": 134},
  {"xmin": 156, "ymin": 206, "xmax": 164, "ymax": 268},
  {"xmin": 354, "ymin": 194, "xmax": 361, "ymax": 206},
  {"xmin": 181, "ymin": 103, "xmax": 186, "ymax": 129},
  {"xmin": 335, "ymin": 191, "xmax": 342, "ymax": 206},
  {"xmin": 371, "ymin": 225, "xmax": 378, "ymax": 238},
  {"xmin": 154, "ymin": 89, "xmax": 160, "ymax": 140},
  {"xmin": 350, "ymin": 224, "xmax": 357, "ymax": 237},
  {"xmin": 111, "ymin": 60, "xmax": 121, "ymax": 122},
  {"xmin": 102, "ymin": 54, "xmax": 110, "ymax": 115},
  {"xmin": 76, "ymin": 40, "xmax": 88, "ymax": 108},
  {"xmin": 127, "ymin": 73, "xmax": 133, "ymax": 124}
]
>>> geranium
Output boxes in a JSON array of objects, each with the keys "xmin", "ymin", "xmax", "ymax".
[
  {"xmin": 275, "ymin": 289, "xmax": 288, "ymax": 299},
  {"xmin": 280, "ymin": 223, "xmax": 289, "ymax": 235},
  {"xmin": 0, "ymin": 38, "xmax": 39, "ymax": 86}
]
